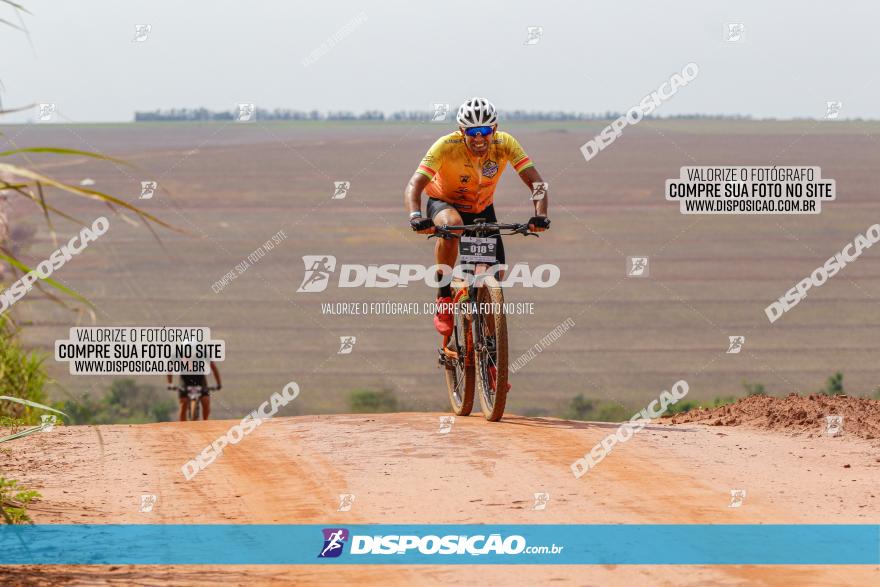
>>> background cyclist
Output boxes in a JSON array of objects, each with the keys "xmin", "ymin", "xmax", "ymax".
[{"xmin": 166, "ymin": 358, "xmax": 222, "ymax": 421}]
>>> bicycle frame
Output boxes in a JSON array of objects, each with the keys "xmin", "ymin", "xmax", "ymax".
[{"xmin": 430, "ymin": 220, "xmax": 536, "ymax": 420}]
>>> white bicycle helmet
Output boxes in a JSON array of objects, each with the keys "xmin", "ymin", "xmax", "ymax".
[{"xmin": 456, "ymin": 97, "xmax": 498, "ymax": 127}]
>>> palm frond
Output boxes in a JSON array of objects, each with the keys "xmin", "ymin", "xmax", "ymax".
[
  {"xmin": 0, "ymin": 162, "xmax": 186, "ymax": 233},
  {"xmin": 0, "ymin": 1, "xmax": 32, "ymax": 15},
  {"xmin": 0, "ymin": 395, "xmax": 66, "ymax": 417},
  {"xmin": 2, "ymin": 181, "xmax": 87, "ymax": 225},
  {"xmin": 0, "ymin": 251, "xmax": 94, "ymax": 309},
  {"xmin": 0, "ymin": 147, "xmax": 132, "ymax": 166},
  {"xmin": 0, "ymin": 17, "xmax": 23, "ymax": 31}
]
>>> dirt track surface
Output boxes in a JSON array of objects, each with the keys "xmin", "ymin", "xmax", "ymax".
[
  {"xmin": 668, "ymin": 394, "xmax": 880, "ymax": 439},
  {"xmin": 3, "ymin": 413, "xmax": 879, "ymax": 585}
]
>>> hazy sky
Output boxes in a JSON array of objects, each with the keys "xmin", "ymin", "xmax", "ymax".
[{"xmin": 0, "ymin": 1, "xmax": 877, "ymax": 122}]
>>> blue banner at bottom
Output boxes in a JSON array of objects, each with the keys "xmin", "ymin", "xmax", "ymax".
[{"xmin": 1, "ymin": 525, "xmax": 877, "ymax": 565}]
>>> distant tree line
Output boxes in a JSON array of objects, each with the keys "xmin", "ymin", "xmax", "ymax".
[{"xmin": 134, "ymin": 108, "xmax": 757, "ymax": 122}]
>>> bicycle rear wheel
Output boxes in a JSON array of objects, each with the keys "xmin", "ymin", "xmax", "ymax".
[
  {"xmin": 473, "ymin": 276, "xmax": 508, "ymax": 421},
  {"xmin": 443, "ymin": 281, "xmax": 474, "ymax": 415}
]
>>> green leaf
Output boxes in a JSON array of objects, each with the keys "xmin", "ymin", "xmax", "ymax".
[
  {"xmin": 0, "ymin": 147, "xmax": 131, "ymax": 166},
  {"xmin": 0, "ymin": 17, "xmax": 23, "ymax": 31},
  {"xmin": 0, "ymin": 252, "xmax": 94, "ymax": 309},
  {"xmin": 0, "ymin": 1, "xmax": 32, "ymax": 15},
  {"xmin": 0, "ymin": 396, "xmax": 67, "ymax": 418},
  {"xmin": 2, "ymin": 182, "xmax": 87, "ymax": 224},
  {"xmin": 34, "ymin": 181, "xmax": 58, "ymax": 247},
  {"xmin": 0, "ymin": 425, "xmax": 45, "ymax": 444},
  {"xmin": 0, "ymin": 104, "xmax": 34, "ymax": 116},
  {"xmin": 0, "ymin": 162, "xmax": 185, "ymax": 233}
]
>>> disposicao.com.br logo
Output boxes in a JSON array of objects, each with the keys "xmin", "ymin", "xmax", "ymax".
[
  {"xmin": 297, "ymin": 255, "xmax": 559, "ymax": 292},
  {"xmin": 317, "ymin": 528, "xmax": 563, "ymax": 558},
  {"xmin": 318, "ymin": 528, "xmax": 349, "ymax": 558}
]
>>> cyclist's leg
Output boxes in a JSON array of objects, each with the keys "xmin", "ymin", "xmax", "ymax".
[
  {"xmin": 178, "ymin": 398, "xmax": 187, "ymax": 422},
  {"xmin": 427, "ymin": 198, "xmax": 464, "ymax": 272},
  {"xmin": 427, "ymin": 198, "xmax": 464, "ymax": 335},
  {"xmin": 200, "ymin": 394, "xmax": 210, "ymax": 420}
]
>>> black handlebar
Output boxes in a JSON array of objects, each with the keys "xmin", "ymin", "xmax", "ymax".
[{"xmin": 428, "ymin": 221, "xmax": 539, "ymax": 240}]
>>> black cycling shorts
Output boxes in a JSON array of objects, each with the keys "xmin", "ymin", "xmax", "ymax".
[
  {"xmin": 178, "ymin": 375, "xmax": 210, "ymax": 399},
  {"xmin": 426, "ymin": 198, "xmax": 506, "ymax": 266}
]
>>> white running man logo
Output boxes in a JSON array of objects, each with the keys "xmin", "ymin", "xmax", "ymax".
[
  {"xmin": 727, "ymin": 336, "xmax": 745, "ymax": 354},
  {"xmin": 627, "ymin": 256, "xmax": 649, "ymax": 277},
  {"xmin": 321, "ymin": 530, "xmax": 346, "ymax": 557},
  {"xmin": 298, "ymin": 255, "xmax": 337, "ymax": 292},
  {"xmin": 338, "ymin": 337, "xmax": 356, "ymax": 355}
]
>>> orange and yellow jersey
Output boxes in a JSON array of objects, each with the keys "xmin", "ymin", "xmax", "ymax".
[{"xmin": 416, "ymin": 130, "xmax": 535, "ymax": 214}]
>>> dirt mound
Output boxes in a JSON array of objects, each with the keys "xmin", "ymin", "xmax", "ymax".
[{"xmin": 667, "ymin": 394, "xmax": 880, "ymax": 440}]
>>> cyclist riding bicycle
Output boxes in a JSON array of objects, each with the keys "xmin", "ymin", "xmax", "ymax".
[
  {"xmin": 404, "ymin": 97, "xmax": 551, "ymax": 336},
  {"xmin": 166, "ymin": 360, "xmax": 222, "ymax": 421}
]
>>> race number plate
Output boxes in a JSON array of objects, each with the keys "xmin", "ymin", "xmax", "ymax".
[{"xmin": 459, "ymin": 235, "xmax": 497, "ymax": 264}]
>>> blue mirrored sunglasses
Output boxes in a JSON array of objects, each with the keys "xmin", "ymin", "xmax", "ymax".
[{"xmin": 463, "ymin": 126, "xmax": 494, "ymax": 137}]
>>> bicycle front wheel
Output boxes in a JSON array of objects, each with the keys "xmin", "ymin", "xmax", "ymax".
[
  {"xmin": 443, "ymin": 281, "xmax": 475, "ymax": 416},
  {"xmin": 473, "ymin": 276, "xmax": 508, "ymax": 421}
]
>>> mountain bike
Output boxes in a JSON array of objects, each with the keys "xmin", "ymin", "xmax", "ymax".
[
  {"xmin": 431, "ymin": 220, "xmax": 538, "ymax": 421},
  {"xmin": 169, "ymin": 385, "xmax": 217, "ymax": 421}
]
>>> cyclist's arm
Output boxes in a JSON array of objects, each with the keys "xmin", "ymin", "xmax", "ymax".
[
  {"xmin": 518, "ymin": 166, "xmax": 549, "ymax": 218},
  {"xmin": 166, "ymin": 372, "xmax": 173, "ymax": 386},
  {"xmin": 404, "ymin": 171, "xmax": 431, "ymax": 216},
  {"xmin": 407, "ymin": 136, "xmax": 444, "ymax": 219},
  {"xmin": 210, "ymin": 361, "xmax": 222, "ymax": 389},
  {"xmin": 404, "ymin": 172, "xmax": 435, "ymax": 234}
]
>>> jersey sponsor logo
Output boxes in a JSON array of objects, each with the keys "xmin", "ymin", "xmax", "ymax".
[{"xmin": 481, "ymin": 159, "xmax": 499, "ymax": 178}]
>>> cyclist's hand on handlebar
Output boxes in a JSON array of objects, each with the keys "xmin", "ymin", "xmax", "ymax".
[
  {"xmin": 410, "ymin": 217, "xmax": 435, "ymax": 234},
  {"xmin": 166, "ymin": 384, "xmax": 176, "ymax": 391},
  {"xmin": 215, "ymin": 384, "xmax": 222, "ymax": 391},
  {"xmin": 528, "ymin": 216, "xmax": 551, "ymax": 232}
]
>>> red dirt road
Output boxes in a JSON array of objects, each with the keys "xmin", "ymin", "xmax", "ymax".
[{"xmin": 3, "ymin": 413, "xmax": 879, "ymax": 585}]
